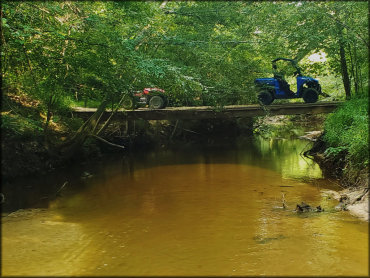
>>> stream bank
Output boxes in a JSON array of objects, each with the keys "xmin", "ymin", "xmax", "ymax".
[
  {"xmin": 305, "ymin": 135, "xmax": 369, "ymax": 221},
  {"xmin": 306, "ymin": 94, "xmax": 369, "ymax": 221},
  {"xmin": 253, "ymin": 113, "xmax": 368, "ymax": 221},
  {"xmin": 2, "ymin": 117, "xmax": 254, "ymax": 182}
]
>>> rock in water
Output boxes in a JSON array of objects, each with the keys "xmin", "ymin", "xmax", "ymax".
[
  {"xmin": 296, "ymin": 202, "xmax": 311, "ymax": 212},
  {"xmin": 296, "ymin": 202, "xmax": 324, "ymax": 213}
]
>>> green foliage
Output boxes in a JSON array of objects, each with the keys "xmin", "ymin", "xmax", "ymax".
[
  {"xmin": 1, "ymin": 113, "xmax": 43, "ymax": 139},
  {"xmin": 324, "ymin": 146, "xmax": 348, "ymax": 158},
  {"xmin": 1, "ymin": 1, "xmax": 368, "ymax": 113},
  {"xmin": 323, "ymin": 94, "xmax": 369, "ymax": 168}
]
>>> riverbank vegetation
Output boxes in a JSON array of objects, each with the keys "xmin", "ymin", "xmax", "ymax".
[
  {"xmin": 307, "ymin": 91, "xmax": 368, "ymax": 187},
  {"xmin": 1, "ymin": 1, "xmax": 368, "ymax": 183},
  {"xmin": 324, "ymin": 92, "xmax": 368, "ymax": 169}
]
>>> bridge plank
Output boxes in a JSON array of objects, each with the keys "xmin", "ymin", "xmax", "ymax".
[{"xmin": 72, "ymin": 101, "xmax": 342, "ymax": 120}]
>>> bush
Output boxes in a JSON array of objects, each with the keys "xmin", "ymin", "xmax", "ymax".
[{"xmin": 323, "ymin": 93, "xmax": 369, "ymax": 168}]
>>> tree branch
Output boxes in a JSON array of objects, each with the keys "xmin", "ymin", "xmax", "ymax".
[
  {"xmin": 315, "ymin": 4, "xmax": 369, "ymax": 47},
  {"xmin": 89, "ymin": 134, "xmax": 125, "ymax": 150},
  {"xmin": 96, "ymin": 93, "xmax": 127, "ymax": 135}
]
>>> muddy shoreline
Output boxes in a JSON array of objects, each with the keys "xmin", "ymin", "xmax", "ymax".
[{"xmin": 305, "ymin": 135, "xmax": 369, "ymax": 221}]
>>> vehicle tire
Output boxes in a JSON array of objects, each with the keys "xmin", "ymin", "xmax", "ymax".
[
  {"xmin": 302, "ymin": 88, "xmax": 319, "ymax": 103},
  {"xmin": 306, "ymin": 81, "xmax": 321, "ymax": 93},
  {"xmin": 149, "ymin": 95, "xmax": 165, "ymax": 109},
  {"xmin": 258, "ymin": 91, "xmax": 274, "ymax": 105},
  {"xmin": 162, "ymin": 97, "xmax": 168, "ymax": 108},
  {"xmin": 122, "ymin": 95, "xmax": 136, "ymax": 110}
]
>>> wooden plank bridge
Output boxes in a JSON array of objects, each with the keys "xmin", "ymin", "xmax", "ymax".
[{"xmin": 72, "ymin": 101, "xmax": 342, "ymax": 121}]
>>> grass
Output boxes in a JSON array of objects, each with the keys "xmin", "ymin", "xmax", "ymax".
[
  {"xmin": 1, "ymin": 112, "xmax": 44, "ymax": 139},
  {"xmin": 323, "ymin": 91, "xmax": 369, "ymax": 169},
  {"xmin": 1, "ymin": 93, "xmax": 84, "ymax": 140}
]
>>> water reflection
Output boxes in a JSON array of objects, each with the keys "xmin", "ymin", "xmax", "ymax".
[{"xmin": 105, "ymin": 136, "xmax": 323, "ymax": 183}]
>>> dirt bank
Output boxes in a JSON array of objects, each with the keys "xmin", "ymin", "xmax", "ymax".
[
  {"xmin": 306, "ymin": 135, "xmax": 369, "ymax": 221},
  {"xmin": 321, "ymin": 187, "xmax": 369, "ymax": 221},
  {"xmin": 1, "ymin": 137, "xmax": 55, "ymax": 180}
]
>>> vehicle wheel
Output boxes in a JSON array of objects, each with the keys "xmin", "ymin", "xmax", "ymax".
[
  {"xmin": 149, "ymin": 96, "xmax": 165, "ymax": 109},
  {"xmin": 162, "ymin": 97, "xmax": 168, "ymax": 108},
  {"xmin": 302, "ymin": 88, "xmax": 319, "ymax": 103},
  {"xmin": 306, "ymin": 81, "xmax": 321, "ymax": 93},
  {"xmin": 122, "ymin": 95, "xmax": 136, "ymax": 110},
  {"xmin": 258, "ymin": 91, "xmax": 274, "ymax": 105}
]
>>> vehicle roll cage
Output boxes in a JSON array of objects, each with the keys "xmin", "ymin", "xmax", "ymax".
[{"xmin": 272, "ymin": 57, "xmax": 302, "ymax": 77}]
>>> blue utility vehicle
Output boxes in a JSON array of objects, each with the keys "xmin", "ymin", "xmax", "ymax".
[{"xmin": 254, "ymin": 58, "xmax": 323, "ymax": 105}]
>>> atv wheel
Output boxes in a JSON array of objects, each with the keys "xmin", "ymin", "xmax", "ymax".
[
  {"xmin": 163, "ymin": 96, "xmax": 169, "ymax": 108},
  {"xmin": 149, "ymin": 95, "xmax": 165, "ymax": 109},
  {"xmin": 302, "ymin": 88, "xmax": 319, "ymax": 103},
  {"xmin": 122, "ymin": 95, "xmax": 136, "ymax": 110},
  {"xmin": 258, "ymin": 91, "xmax": 274, "ymax": 105}
]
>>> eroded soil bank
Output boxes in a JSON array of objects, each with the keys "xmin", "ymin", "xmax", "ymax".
[{"xmin": 305, "ymin": 135, "xmax": 369, "ymax": 221}]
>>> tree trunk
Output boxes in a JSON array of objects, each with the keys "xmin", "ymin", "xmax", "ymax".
[
  {"xmin": 339, "ymin": 41, "xmax": 351, "ymax": 100},
  {"xmin": 337, "ymin": 25, "xmax": 351, "ymax": 100},
  {"xmin": 347, "ymin": 43, "xmax": 359, "ymax": 95}
]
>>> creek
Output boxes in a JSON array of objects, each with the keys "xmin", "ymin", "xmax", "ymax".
[{"xmin": 2, "ymin": 135, "xmax": 368, "ymax": 276}]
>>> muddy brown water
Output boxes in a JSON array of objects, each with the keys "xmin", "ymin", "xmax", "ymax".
[{"xmin": 2, "ymin": 136, "xmax": 368, "ymax": 276}]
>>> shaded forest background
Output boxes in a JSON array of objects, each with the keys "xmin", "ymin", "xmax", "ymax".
[
  {"xmin": 2, "ymin": 1, "xmax": 368, "ymax": 109},
  {"xmin": 1, "ymin": 1, "xmax": 368, "ymax": 159}
]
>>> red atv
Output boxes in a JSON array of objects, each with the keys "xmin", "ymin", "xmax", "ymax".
[{"xmin": 122, "ymin": 88, "xmax": 168, "ymax": 109}]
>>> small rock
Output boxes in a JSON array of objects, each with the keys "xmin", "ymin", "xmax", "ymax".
[{"xmin": 296, "ymin": 202, "xmax": 312, "ymax": 212}]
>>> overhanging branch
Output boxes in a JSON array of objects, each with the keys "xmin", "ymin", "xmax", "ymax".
[{"xmin": 89, "ymin": 134, "xmax": 125, "ymax": 150}]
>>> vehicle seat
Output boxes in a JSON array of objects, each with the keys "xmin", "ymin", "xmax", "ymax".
[{"xmin": 276, "ymin": 77, "xmax": 295, "ymax": 95}]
